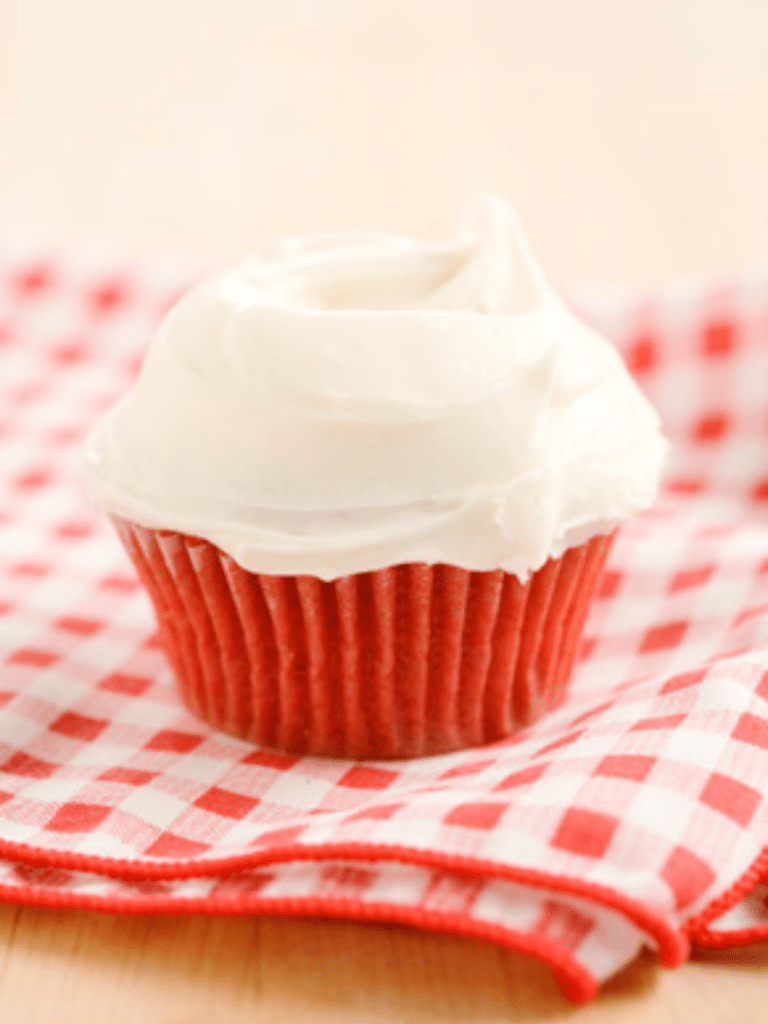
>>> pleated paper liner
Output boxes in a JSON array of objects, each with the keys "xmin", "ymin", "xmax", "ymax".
[{"xmin": 114, "ymin": 518, "xmax": 614, "ymax": 759}]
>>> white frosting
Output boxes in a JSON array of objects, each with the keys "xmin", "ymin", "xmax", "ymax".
[{"xmin": 85, "ymin": 195, "xmax": 667, "ymax": 581}]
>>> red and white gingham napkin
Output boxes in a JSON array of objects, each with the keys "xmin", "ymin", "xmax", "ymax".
[{"xmin": 1, "ymin": 238, "xmax": 768, "ymax": 1003}]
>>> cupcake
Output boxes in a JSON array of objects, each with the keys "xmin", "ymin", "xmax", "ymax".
[{"xmin": 85, "ymin": 196, "xmax": 667, "ymax": 759}]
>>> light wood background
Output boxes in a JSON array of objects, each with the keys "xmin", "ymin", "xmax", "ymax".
[
  {"xmin": 2, "ymin": 1, "xmax": 768, "ymax": 1020},
  {"xmin": 2, "ymin": 0, "xmax": 768, "ymax": 286}
]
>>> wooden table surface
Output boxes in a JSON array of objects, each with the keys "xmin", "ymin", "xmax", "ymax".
[
  {"xmin": 2, "ymin": 904, "xmax": 768, "ymax": 1024},
  {"xmin": 2, "ymin": 1, "xmax": 768, "ymax": 1020}
]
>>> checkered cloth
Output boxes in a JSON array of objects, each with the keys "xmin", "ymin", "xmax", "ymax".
[{"xmin": 1, "ymin": 237, "xmax": 768, "ymax": 1004}]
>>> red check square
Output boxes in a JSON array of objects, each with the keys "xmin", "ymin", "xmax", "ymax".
[
  {"xmin": 13, "ymin": 263, "xmax": 54, "ymax": 295},
  {"xmin": 14, "ymin": 469, "xmax": 51, "ymax": 490},
  {"xmin": 50, "ymin": 711, "xmax": 108, "ymax": 742},
  {"xmin": 346, "ymin": 802, "xmax": 403, "ymax": 822},
  {"xmin": 660, "ymin": 669, "xmax": 707, "ymax": 695},
  {"xmin": 338, "ymin": 766, "xmax": 398, "ymax": 790},
  {"xmin": 194, "ymin": 787, "xmax": 259, "ymax": 820},
  {"xmin": 662, "ymin": 846, "xmax": 715, "ymax": 910},
  {"xmin": 45, "ymin": 803, "xmax": 111, "ymax": 833},
  {"xmin": 536, "ymin": 731, "xmax": 584, "ymax": 757},
  {"xmin": 90, "ymin": 279, "xmax": 129, "ymax": 313},
  {"xmin": 55, "ymin": 518, "xmax": 95, "ymax": 539},
  {"xmin": 702, "ymin": 319, "xmax": 736, "ymax": 357},
  {"xmin": 242, "ymin": 750, "xmax": 299, "ymax": 771},
  {"xmin": 99, "ymin": 575, "xmax": 138, "ymax": 591},
  {"xmin": 595, "ymin": 755, "xmax": 656, "ymax": 782},
  {"xmin": 596, "ymin": 569, "xmax": 623, "ymax": 599},
  {"xmin": 320, "ymin": 866, "xmax": 377, "ymax": 894},
  {"xmin": 732, "ymin": 712, "xmax": 768, "ymax": 750},
  {"xmin": 440, "ymin": 759, "xmax": 495, "ymax": 780},
  {"xmin": 144, "ymin": 730, "xmax": 202, "ymax": 754},
  {"xmin": 640, "ymin": 621, "xmax": 688, "ymax": 653},
  {"xmin": 8, "ymin": 561, "xmax": 48, "ymax": 578},
  {"xmin": 252, "ymin": 825, "xmax": 305, "ymax": 849},
  {"xmin": 495, "ymin": 763, "xmax": 550, "ymax": 791},
  {"xmin": 693, "ymin": 414, "xmax": 729, "ymax": 443},
  {"xmin": 533, "ymin": 901, "xmax": 594, "ymax": 951},
  {"xmin": 8, "ymin": 648, "xmax": 58, "ymax": 668},
  {"xmin": 50, "ymin": 342, "xmax": 88, "ymax": 365},
  {"xmin": 210, "ymin": 872, "xmax": 274, "ymax": 898},
  {"xmin": 98, "ymin": 672, "xmax": 151, "ymax": 696},
  {"xmin": 444, "ymin": 802, "xmax": 506, "ymax": 830},
  {"xmin": 145, "ymin": 833, "xmax": 211, "ymax": 858},
  {"xmin": 1, "ymin": 753, "xmax": 57, "ymax": 779},
  {"xmin": 630, "ymin": 714, "xmax": 687, "ymax": 732},
  {"xmin": 54, "ymin": 616, "xmax": 102, "ymax": 635},
  {"xmin": 665, "ymin": 477, "xmax": 705, "ymax": 496},
  {"xmin": 700, "ymin": 773, "xmax": 761, "ymax": 827},
  {"xmin": 626, "ymin": 334, "xmax": 659, "ymax": 374},
  {"xmin": 551, "ymin": 809, "xmax": 619, "ymax": 859},
  {"xmin": 668, "ymin": 567, "xmax": 715, "ymax": 593},
  {"xmin": 98, "ymin": 767, "xmax": 158, "ymax": 786}
]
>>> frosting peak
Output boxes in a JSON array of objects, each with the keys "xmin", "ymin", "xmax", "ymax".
[{"xmin": 85, "ymin": 196, "xmax": 667, "ymax": 580}]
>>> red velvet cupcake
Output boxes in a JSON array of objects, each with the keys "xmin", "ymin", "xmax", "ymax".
[
  {"xmin": 86, "ymin": 197, "xmax": 665, "ymax": 758},
  {"xmin": 113, "ymin": 521, "xmax": 613, "ymax": 758}
]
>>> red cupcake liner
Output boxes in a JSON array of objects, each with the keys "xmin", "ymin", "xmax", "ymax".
[{"xmin": 113, "ymin": 518, "xmax": 613, "ymax": 759}]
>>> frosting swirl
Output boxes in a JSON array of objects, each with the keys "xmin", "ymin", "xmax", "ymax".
[{"xmin": 85, "ymin": 196, "xmax": 667, "ymax": 580}]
